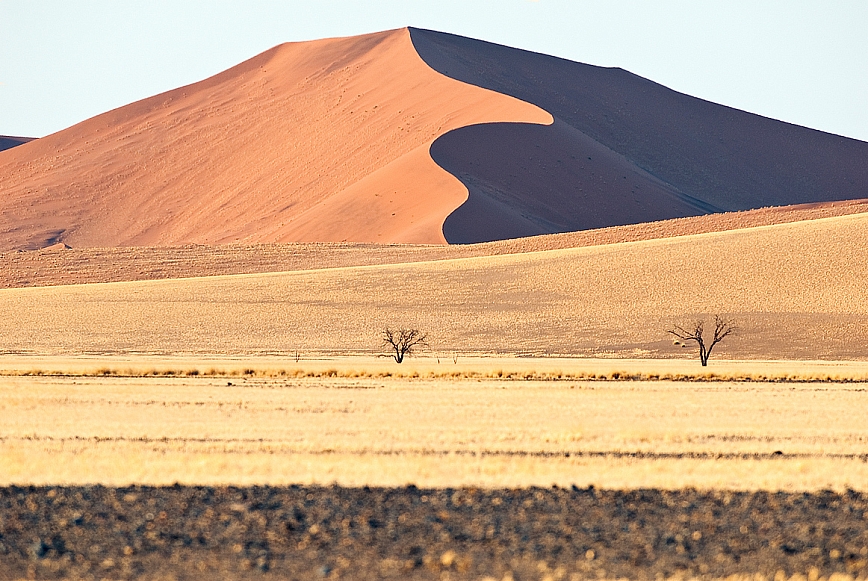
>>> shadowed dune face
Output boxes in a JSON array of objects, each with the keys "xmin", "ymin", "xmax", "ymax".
[
  {"xmin": 411, "ymin": 28, "xmax": 868, "ymax": 241},
  {"xmin": 434, "ymin": 120, "xmax": 712, "ymax": 243},
  {"xmin": 0, "ymin": 29, "xmax": 549, "ymax": 250},
  {"xmin": 0, "ymin": 136, "xmax": 35, "ymax": 152}
]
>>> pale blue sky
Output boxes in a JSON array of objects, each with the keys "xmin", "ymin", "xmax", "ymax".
[{"xmin": 1, "ymin": 1, "xmax": 866, "ymax": 141}]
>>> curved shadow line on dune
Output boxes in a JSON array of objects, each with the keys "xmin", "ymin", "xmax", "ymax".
[
  {"xmin": 410, "ymin": 26, "xmax": 868, "ymax": 229},
  {"xmin": 428, "ymin": 121, "xmax": 557, "ymax": 245},
  {"xmin": 428, "ymin": 119, "xmax": 718, "ymax": 245},
  {"xmin": 409, "ymin": 28, "xmax": 715, "ymax": 245},
  {"xmin": 430, "ymin": 120, "xmax": 564, "ymax": 245}
]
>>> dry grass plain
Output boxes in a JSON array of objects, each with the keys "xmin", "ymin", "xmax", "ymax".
[
  {"xmin": 2, "ymin": 354, "xmax": 868, "ymax": 382},
  {"xmin": 1, "ymin": 212, "xmax": 867, "ymax": 359},
  {"xmin": 2, "ymin": 370, "xmax": 868, "ymax": 490},
  {"xmin": 1, "ymin": 210, "xmax": 867, "ymax": 494}
]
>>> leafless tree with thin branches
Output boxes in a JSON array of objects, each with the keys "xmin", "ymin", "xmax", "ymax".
[
  {"xmin": 667, "ymin": 315, "xmax": 736, "ymax": 366},
  {"xmin": 382, "ymin": 328, "xmax": 428, "ymax": 363}
]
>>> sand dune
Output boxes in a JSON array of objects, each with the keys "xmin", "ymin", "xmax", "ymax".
[
  {"xmin": 411, "ymin": 28, "xmax": 868, "ymax": 242},
  {"xmin": 0, "ymin": 28, "xmax": 548, "ymax": 250},
  {"xmin": 2, "ymin": 212, "xmax": 866, "ymax": 360},
  {"xmin": 3, "ymin": 28, "xmax": 866, "ymax": 250}
]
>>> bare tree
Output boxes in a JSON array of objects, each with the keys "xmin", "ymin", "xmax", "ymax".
[
  {"xmin": 382, "ymin": 328, "xmax": 428, "ymax": 363},
  {"xmin": 667, "ymin": 315, "xmax": 735, "ymax": 366}
]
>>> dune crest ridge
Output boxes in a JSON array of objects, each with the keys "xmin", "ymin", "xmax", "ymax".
[{"xmin": 0, "ymin": 28, "xmax": 549, "ymax": 250}]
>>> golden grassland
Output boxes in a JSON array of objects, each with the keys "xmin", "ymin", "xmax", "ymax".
[
  {"xmin": 1, "ymin": 213, "xmax": 867, "ymax": 499},
  {"xmin": 2, "ymin": 366, "xmax": 868, "ymax": 490},
  {"xmin": 0, "ymin": 213, "xmax": 867, "ymax": 360}
]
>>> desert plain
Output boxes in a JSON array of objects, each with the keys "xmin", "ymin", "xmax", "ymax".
[
  {"xmin": 3, "ymin": 210, "xmax": 868, "ymax": 579},
  {"xmin": 2, "ymin": 25, "xmax": 868, "ymax": 581}
]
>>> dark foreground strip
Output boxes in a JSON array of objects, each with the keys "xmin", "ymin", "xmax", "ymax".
[{"xmin": 1, "ymin": 486, "xmax": 866, "ymax": 580}]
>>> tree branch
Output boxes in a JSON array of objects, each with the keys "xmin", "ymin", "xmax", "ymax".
[
  {"xmin": 668, "ymin": 316, "xmax": 734, "ymax": 366},
  {"xmin": 382, "ymin": 327, "xmax": 428, "ymax": 363}
]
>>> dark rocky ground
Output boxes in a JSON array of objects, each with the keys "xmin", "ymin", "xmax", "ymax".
[{"xmin": 1, "ymin": 485, "xmax": 866, "ymax": 580}]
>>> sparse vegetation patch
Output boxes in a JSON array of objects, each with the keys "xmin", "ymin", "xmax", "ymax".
[{"xmin": 3, "ymin": 366, "xmax": 867, "ymax": 383}]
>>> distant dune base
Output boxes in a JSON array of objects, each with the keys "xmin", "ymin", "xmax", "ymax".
[
  {"xmin": 3, "ymin": 199, "xmax": 866, "ymax": 289},
  {"xmin": 1, "ymin": 211, "xmax": 867, "ymax": 361}
]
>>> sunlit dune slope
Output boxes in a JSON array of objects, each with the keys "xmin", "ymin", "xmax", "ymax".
[
  {"xmin": 0, "ymin": 28, "xmax": 549, "ymax": 250},
  {"xmin": 0, "ymin": 136, "xmax": 34, "ymax": 152},
  {"xmin": 2, "ymin": 213, "xmax": 866, "ymax": 360},
  {"xmin": 410, "ymin": 28, "xmax": 868, "ymax": 242}
]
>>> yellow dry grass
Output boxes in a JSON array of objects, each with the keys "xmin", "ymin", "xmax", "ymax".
[
  {"xmin": 2, "ymin": 209, "xmax": 867, "ymax": 496},
  {"xmin": 3, "ymin": 372, "xmax": 867, "ymax": 490},
  {"xmin": 1, "ymin": 213, "xmax": 867, "ymax": 360},
  {"xmin": 2, "ymin": 355, "xmax": 868, "ymax": 383}
]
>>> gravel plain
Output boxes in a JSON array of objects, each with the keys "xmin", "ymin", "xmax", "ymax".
[{"xmin": 1, "ymin": 485, "xmax": 867, "ymax": 581}]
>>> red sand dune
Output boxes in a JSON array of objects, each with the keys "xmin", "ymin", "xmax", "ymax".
[
  {"xmin": 1, "ymin": 27, "xmax": 866, "ymax": 250},
  {"xmin": 0, "ymin": 29, "xmax": 548, "ymax": 250}
]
